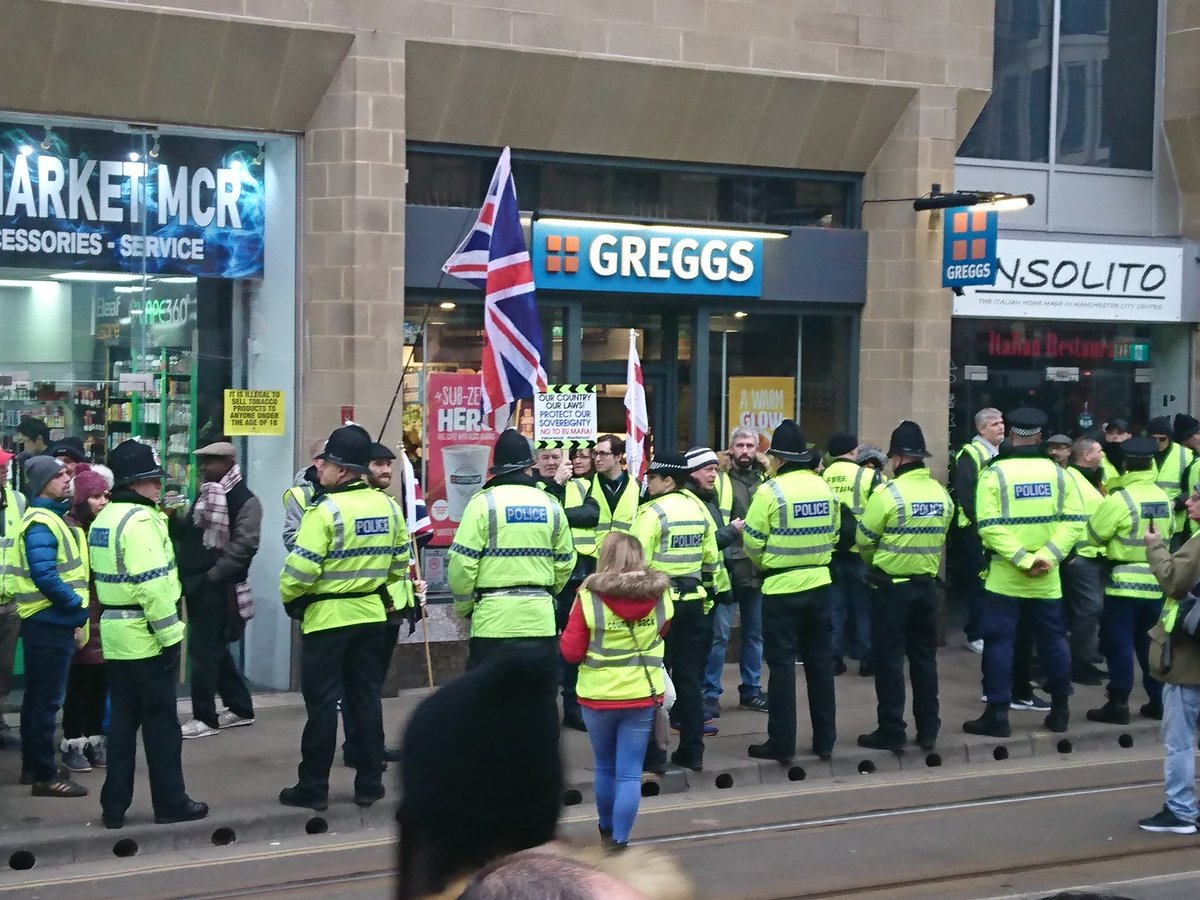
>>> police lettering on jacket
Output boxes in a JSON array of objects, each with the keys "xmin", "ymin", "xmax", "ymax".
[
  {"xmin": 355, "ymin": 517, "xmax": 390, "ymax": 536},
  {"xmin": 792, "ymin": 500, "xmax": 831, "ymax": 518},
  {"xmin": 1141, "ymin": 502, "xmax": 1170, "ymax": 520},
  {"xmin": 1014, "ymin": 482, "xmax": 1053, "ymax": 499},
  {"xmin": 910, "ymin": 501, "xmax": 946, "ymax": 518},
  {"xmin": 506, "ymin": 505, "xmax": 549, "ymax": 524},
  {"xmin": 670, "ymin": 533, "xmax": 703, "ymax": 549}
]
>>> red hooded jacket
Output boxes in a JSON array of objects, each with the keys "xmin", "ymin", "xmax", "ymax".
[{"xmin": 560, "ymin": 569, "xmax": 672, "ymax": 710}]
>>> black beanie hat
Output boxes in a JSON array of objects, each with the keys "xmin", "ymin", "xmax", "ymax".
[
  {"xmin": 489, "ymin": 428, "xmax": 534, "ymax": 475},
  {"xmin": 1174, "ymin": 413, "xmax": 1200, "ymax": 443},
  {"xmin": 1148, "ymin": 416, "xmax": 1172, "ymax": 438},
  {"xmin": 826, "ymin": 432, "xmax": 858, "ymax": 458},
  {"xmin": 397, "ymin": 654, "xmax": 562, "ymax": 893}
]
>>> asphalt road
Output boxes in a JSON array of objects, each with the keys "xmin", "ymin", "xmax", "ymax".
[{"xmin": 6, "ymin": 749, "xmax": 1199, "ymax": 900}]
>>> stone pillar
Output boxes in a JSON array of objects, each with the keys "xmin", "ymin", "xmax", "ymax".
[
  {"xmin": 859, "ymin": 87, "xmax": 959, "ymax": 476},
  {"xmin": 1164, "ymin": 0, "xmax": 1200, "ymax": 241}
]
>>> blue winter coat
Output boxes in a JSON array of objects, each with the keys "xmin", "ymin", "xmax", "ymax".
[{"xmin": 23, "ymin": 497, "xmax": 88, "ymax": 628}]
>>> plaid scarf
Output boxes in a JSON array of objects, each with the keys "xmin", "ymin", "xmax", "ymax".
[{"xmin": 193, "ymin": 464, "xmax": 254, "ymax": 621}]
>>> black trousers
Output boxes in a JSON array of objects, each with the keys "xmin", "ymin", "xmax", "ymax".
[
  {"xmin": 1013, "ymin": 600, "xmax": 1035, "ymax": 696},
  {"xmin": 870, "ymin": 579, "xmax": 940, "ymax": 742},
  {"xmin": 762, "ymin": 587, "xmax": 836, "ymax": 757},
  {"xmin": 186, "ymin": 586, "xmax": 254, "ymax": 728},
  {"xmin": 342, "ymin": 622, "xmax": 401, "ymax": 762},
  {"xmin": 62, "ymin": 664, "xmax": 107, "ymax": 740},
  {"xmin": 101, "ymin": 651, "xmax": 189, "ymax": 817},
  {"xmin": 298, "ymin": 622, "xmax": 388, "ymax": 797},
  {"xmin": 467, "ymin": 636, "xmax": 559, "ymax": 671},
  {"xmin": 556, "ymin": 581, "xmax": 584, "ymax": 716},
  {"xmin": 664, "ymin": 600, "xmax": 713, "ymax": 765}
]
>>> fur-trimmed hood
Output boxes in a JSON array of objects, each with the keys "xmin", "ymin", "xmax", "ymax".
[{"xmin": 583, "ymin": 569, "xmax": 670, "ymax": 600}]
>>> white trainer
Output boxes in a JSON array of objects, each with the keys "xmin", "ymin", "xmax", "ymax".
[
  {"xmin": 218, "ymin": 711, "xmax": 256, "ymax": 729},
  {"xmin": 181, "ymin": 719, "xmax": 219, "ymax": 740}
]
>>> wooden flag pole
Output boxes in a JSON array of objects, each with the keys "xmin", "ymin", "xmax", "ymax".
[{"xmin": 413, "ymin": 539, "xmax": 434, "ymax": 688}]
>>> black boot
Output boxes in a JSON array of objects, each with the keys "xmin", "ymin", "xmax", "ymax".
[
  {"xmin": 857, "ymin": 729, "xmax": 905, "ymax": 754},
  {"xmin": 963, "ymin": 702, "xmax": 1011, "ymax": 738},
  {"xmin": 1044, "ymin": 695, "xmax": 1070, "ymax": 733},
  {"xmin": 1140, "ymin": 699, "xmax": 1163, "ymax": 720},
  {"xmin": 1086, "ymin": 689, "xmax": 1130, "ymax": 725}
]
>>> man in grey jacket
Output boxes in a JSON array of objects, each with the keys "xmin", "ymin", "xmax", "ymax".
[
  {"xmin": 283, "ymin": 439, "xmax": 326, "ymax": 551},
  {"xmin": 171, "ymin": 441, "xmax": 262, "ymax": 740}
]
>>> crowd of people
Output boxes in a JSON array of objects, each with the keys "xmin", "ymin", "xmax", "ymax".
[{"xmin": 3, "ymin": 403, "xmax": 1200, "ymax": 859}]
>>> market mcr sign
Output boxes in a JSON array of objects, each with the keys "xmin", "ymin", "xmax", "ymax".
[
  {"xmin": 532, "ymin": 221, "xmax": 764, "ymax": 297},
  {"xmin": 0, "ymin": 121, "xmax": 264, "ymax": 278}
]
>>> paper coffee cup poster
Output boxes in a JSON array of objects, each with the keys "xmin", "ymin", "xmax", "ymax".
[
  {"xmin": 727, "ymin": 376, "xmax": 795, "ymax": 454},
  {"xmin": 425, "ymin": 372, "xmax": 500, "ymax": 546}
]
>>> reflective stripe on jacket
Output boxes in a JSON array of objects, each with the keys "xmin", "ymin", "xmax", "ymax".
[
  {"xmin": 975, "ymin": 453, "xmax": 1084, "ymax": 599},
  {"xmin": 632, "ymin": 490, "xmax": 720, "ymax": 608},
  {"xmin": 448, "ymin": 482, "xmax": 575, "ymax": 638},
  {"xmin": 824, "ymin": 458, "xmax": 878, "ymax": 555},
  {"xmin": 575, "ymin": 587, "xmax": 672, "ymax": 702},
  {"xmin": 743, "ymin": 468, "xmax": 838, "ymax": 595},
  {"xmin": 279, "ymin": 481, "xmax": 410, "ymax": 635},
  {"xmin": 1066, "ymin": 466, "xmax": 1105, "ymax": 559},
  {"xmin": 1088, "ymin": 470, "xmax": 1172, "ymax": 602},
  {"xmin": 90, "ymin": 500, "xmax": 185, "ymax": 659},
  {"xmin": 856, "ymin": 467, "xmax": 951, "ymax": 579},
  {"xmin": 12, "ymin": 507, "xmax": 89, "ymax": 619},
  {"xmin": 954, "ymin": 440, "xmax": 992, "ymax": 527}
]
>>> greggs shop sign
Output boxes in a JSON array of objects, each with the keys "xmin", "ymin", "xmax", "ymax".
[{"xmin": 531, "ymin": 220, "xmax": 765, "ymax": 297}]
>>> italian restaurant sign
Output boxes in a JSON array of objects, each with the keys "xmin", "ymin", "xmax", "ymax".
[
  {"xmin": 954, "ymin": 239, "xmax": 1182, "ymax": 322},
  {"xmin": 0, "ymin": 121, "xmax": 264, "ymax": 278}
]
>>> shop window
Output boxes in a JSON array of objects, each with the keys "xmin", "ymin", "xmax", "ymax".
[
  {"xmin": 960, "ymin": 0, "xmax": 1053, "ymax": 163},
  {"xmin": 407, "ymin": 146, "xmax": 856, "ymax": 229},
  {"xmin": 1056, "ymin": 0, "xmax": 1156, "ymax": 170}
]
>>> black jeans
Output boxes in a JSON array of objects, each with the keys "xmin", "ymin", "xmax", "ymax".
[
  {"xmin": 62, "ymin": 664, "xmax": 107, "ymax": 740},
  {"xmin": 762, "ymin": 587, "xmax": 836, "ymax": 757},
  {"xmin": 19, "ymin": 618, "xmax": 76, "ymax": 781},
  {"xmin": 664, "ymin": 600, "xmax": 712, "ymax": 765},
  {"xmin": 870, "ymin": 579, "xmax": 940, "ymax": 742},
  {"xmin": 953, "ymin": 527, "xmax": 987, "ymax": 642},
  {"xmin": 101, "ymin": 650, "xmax": 189, "ymax": 817},
  {"xmin": 185, "ymin": 585, "xmax": 254, "ymax": 728},
  {"xmin": 1061, "ymin": 555, "xmax": 1104, "ymax": 668},
  {"xmin": 298, "ymin": 623, "xmax": 388, "ymax": 798}
]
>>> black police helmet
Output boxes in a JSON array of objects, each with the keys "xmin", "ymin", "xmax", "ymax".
[
  {"xmin": 768, "ymin": 419, "xmax": 816, "ymax": 464},
  {"xmin": 107, "ymin": 440, "xmax": 166, "ymax": 485},
  {"xmin": 887, "ymin": 421, "xmax": 931, "ymax": 459},
  {"xmin": 318, "ymin": 425, "xmax": 372, "ymax": 474}
]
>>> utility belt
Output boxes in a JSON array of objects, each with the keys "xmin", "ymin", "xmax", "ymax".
[
  {"xmin": 669, "ymin": 576, "xmax": 703, "ymax": 598},
  {"xmin": 866, "ymin": 569, "xmax": 936, "ymax": 589},
  {"xmin": 287, "ymin": 584, "xmax": 390, "ymax": 621}
]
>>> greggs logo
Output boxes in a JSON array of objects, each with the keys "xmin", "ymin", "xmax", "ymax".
[{"xmin": 532, "ymin": 221, "xmax": 765, "ymax": 297}]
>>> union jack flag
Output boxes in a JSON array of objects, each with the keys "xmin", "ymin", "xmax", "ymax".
[{"xmin": 442, "ymin": 147, "xmax": 547, "ymax": 424}]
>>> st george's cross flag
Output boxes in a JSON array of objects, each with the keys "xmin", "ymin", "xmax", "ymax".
[
  {"xmin": 624, "ymin": 329, "xmax": 649, "ymax": 484},
  {"xmin": 442, "ymin": 147, "xmax": 547, "ymax": 424}
]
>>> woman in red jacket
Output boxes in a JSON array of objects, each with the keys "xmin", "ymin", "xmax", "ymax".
[
  {"xmin": 560, "ymin": 532, "xmax": 672, "ymax": 852},
  {"xmin": 60, "ymin": 464, "xmax": 111, "ymax": 773}
]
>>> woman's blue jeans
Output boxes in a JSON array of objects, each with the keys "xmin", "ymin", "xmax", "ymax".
[{"xmin": 581, "ymin": 705, "xmax": 655, "ymax": 843}]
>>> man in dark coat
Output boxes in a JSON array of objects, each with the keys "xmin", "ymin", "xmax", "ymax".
[{"xmin": 170, "ymin": 440, "xmax": 262, "ymax": 740}]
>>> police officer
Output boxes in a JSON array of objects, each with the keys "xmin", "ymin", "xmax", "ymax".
[
  {"xmin": 951, "ymin": 408, "xmax": 1005, "ymax": 653},
  {"xmin": 963, "ymin": 408, "xmax": 1084, "ymax": 738},
  {"xmin": 855, "ymin": 421, "xmax": 952, "ymax": 753},
  {"xmin": 744, "ymin": 420, "xmax": 839, "ymax": 763},
  {"xmin": 1063, "ymin": 437, "xmax": 1107, "ymax": 685},
  {"xmin": 823, "ymin": 431, "xmax": 881, "ymax": 676},
  {"xmin": 449, "ymin": 429, "xmax": 576, "ymax": 670},
  {"xmin": 0, "ymin": 446, "xmax": 27, "ymax": 749},
  {"xmin": 91, "ymin": 441, "xmax": 207, "ymax": 828},
  {"xmin": 279, "ymin": 425, "xmax": 410, "ymax": 811},
  {"xmin": 1085, "ymin": 436, "xmax": 1172, "ymax": 724},
  {"xmin": 1149, "ymin": 418, "xmax": 1194, "ymax": 543},
  {"xmin": 632, "ymin": 450, "xmax": 720, "ymax": 772}
]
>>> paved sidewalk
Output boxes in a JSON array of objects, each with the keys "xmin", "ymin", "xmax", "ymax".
[{"xmin": 0, "ymin": 640, "xmax": 1163, "ymax": 869}]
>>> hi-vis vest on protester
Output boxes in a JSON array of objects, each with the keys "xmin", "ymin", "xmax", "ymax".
[
  {"xmin": 448, "ymin": 483, "xmax": 576, "ymax": 639},
  {"xmin": 632, "ymin": 490, "xmax": 720, "ymax": 609},
  {"xmin": 713, "ymin": 472, "xmax": 735, "ymax": 522},
  {"xmin": 954, "ymin": 440, "xmax": 993, "ymax": 528},
  {"xmin": 280, "ymin": 482, "xmax": 409, "ymax": 635},
  {"xmin": 824, "ymin": 458, "xmax": 878, "ymax": 554},
  {"xmin": 743, "ymin": 469, "xmax": 839, "ymax": 595},
  {"xmin": 975, "ymin": 455, "xmax": 1085, "ymax": 600},
  {"xmin": 11, "ymin": 507, "xmax": 89, "ymax": 618},
  {"xmin": 1154, "ymin": 442, "xmax": 1196, "ymax": 533},
  {"xmin": 1066, "ymin": 466, "xmax": 1105, "ymax": 559},
  {"xmin": 1087, "ymin": 469, "xmax": 1172, "ymax": 602},
  {"xmin": 565, "ymin": 475, "xmax": 641, "ymax": 559},
  {"xmin": 90, "ymin": 500, "xmax": 185, "ymax": 660},
  {"xmin": 855, "ymin": 467, "xmax": 952, "ymax": 580},
  {"xmin": 0, "ymin": 486, "xmax": 27, "ymax": 605},
  {"xmin": 575, "ymin": 587, "xmax": 672, "ymax": 702}
]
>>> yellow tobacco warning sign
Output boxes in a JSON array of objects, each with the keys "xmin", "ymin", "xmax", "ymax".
[{"xmin": 224, "ymin": 390, "xmax": 285, "ymax": 436}]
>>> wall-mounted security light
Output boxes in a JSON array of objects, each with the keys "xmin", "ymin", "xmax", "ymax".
[{"xmin": 910, "ymin": 184, "xmax": 1035, "ymax": 212}]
